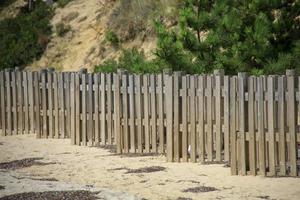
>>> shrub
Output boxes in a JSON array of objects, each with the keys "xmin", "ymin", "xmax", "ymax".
[
  {"xmin": 94, "ymin": 48, "xmax": 163, "ymax": 73},
  {"xmin": 105, "ymin": 30, "xmax": 120, "ymax": 47},
  {"xmin": 55, "ymin": 22, "xmax": 71, "ymax": 36},
  {"xmin": 154, "ymin": 0, "xmax": 300, "ymax": 74},
  {"xmin": 0, "ymin": 0, "xmax": 52, "ymax": 70}
]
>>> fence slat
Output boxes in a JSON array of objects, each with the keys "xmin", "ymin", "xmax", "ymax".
[
  {"xmin": 143, "ymin": 75, "xmax": 150, "ymax": 153},
  {"xmin": 75, "ymin": 73, "xmax": 81, "ymax": 145},
  {"xmin": 81, "ymin": 73, "xmax": 87, "ymax": 146},
  {"xmin": 135, "ymin": 75, "xmax": 143, "ymax": 153},
  {"xmin": 248, "ymin": 76, "xmax": 256, "ymax": 175},
  {"xmin": 41, "ymin": 71, "xmax": 48, "ymax": 138},
  {"xmin": 258, "ymin": 77, "xmax": 266, "ymax": 176},
  {"xmin": 198, "ymin": 76, "xmax": 205, "ymax": 163},
  {"xmin": 287, "ymin": 75, "xmax": 297, "ymax": 176},
  {"xmin": 106, "ymin": 74, "xmax": 113, "ymax": 145},
  {"xmin": 34, "ymin": 72, "xmax": 41, "ymax": 138},
  {"xmin": 129, "ymin": 75, "xmax": 136, "ymax": 153},
  {"xmin": 267, "ymin": 76, "xmax": 276, "ymax": 176},
  {"xmin": 114, "ymin": 73, "xmax": 121, "ymax": 153},
  {"xmin": 64, "ymin": 73, "xmax": 71, "ymax": 139},
  {"xmin": 28, "ymin": 72, "xmax": 34, "ymax": 134},
  {"xmin": 157, "ymin": 74, "xmax": 164, "ymax": 154},
  {"xmin": 59, "ymin": 73, "xmax": 65, "ymax": 138},
  {"xmin": 0, "ymin": 72, "xmax": 6, "ymax": 136},
  {"xmin": 100, "ymin": 73, "xmax": 106, "ymax": 145},
  {"xmin": 207, "ymin": 75, "xmax": 213, "ymax": 161},
  {"xmin": 94, "ymin": 74, "xmax": 100, "ymax": 145},
  {"xmin": 88, "ymin": 74, "xmax": 94, "ymax": 145},
  {"xmin": 230, "ymin": 76, "xmax": 237, "ymax": 175},
  {"xmin": 70, "ymin": 73, "xmax": 76, "ymax": 145},
  {"xmin": 150, "ymin": 74, "xmax": 157, "ymax": 153},
  {"xmin": 17, "ymin": 70, "xmax": 23, "ymax": 135},
  {"xmin": 48, "ymin": 72, "xmax": 53, "ymax": 138},
  {"xmin": 278, "ymin": 76, "xmax": 286, "ymax": 176},
  {"xmin": 23, "ymin": 72, "xmax": 29, "ymax": 135},
  {"xmin": 215, "ymin": 74, "xmax": 222, "ymax": 161},
  {"xmin": 182, "ymin": 76, "xmax": 188, "ymax": 162},
  {"xmin": 238, "ymin": 73, "xmax": 247, "ymax": 175},
  {"xmin": 11, "ymin": 71, "xmax": 17, "ymax": 135},
  {"xmin": 166, "ymin": 74, "xmax": 173, "ymax": 162},
  {"xmin": 224, "ymin": 76, "xmax": 230, "ymax": 162},
  {"xmin": 53, "ymin": 73, "xmax": 59, "ymax": 139},
  {"xmin": 122, "ymin": 74, "xmax": 129, "ymax": 153},
  {"xmin": 190, "ymin": 75, "xmax": 196, "ymax": 162},
  {"xmin": 173, "ymin": 72, "xmax": 180, "ymax": 161}
]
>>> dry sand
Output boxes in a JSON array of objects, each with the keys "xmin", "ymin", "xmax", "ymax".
[{"xmin": 0, "ymin": 134, "xmax": 300, "ymax": 200}]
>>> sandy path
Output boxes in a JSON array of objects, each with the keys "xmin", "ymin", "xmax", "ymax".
[{"xmin": 0, "ymin": 135, "xmax": 300, "ymax": 200}]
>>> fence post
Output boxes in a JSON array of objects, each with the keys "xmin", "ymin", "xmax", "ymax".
[{"xmin": 286, "ymin": 69, "xmax": 298, "ymax": 176}]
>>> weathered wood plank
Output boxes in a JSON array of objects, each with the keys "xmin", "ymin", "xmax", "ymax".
[
  {"xmin": 248, "ymin": 76, "xmax": 256, "ymax": 175},
  {"xmin": 81, "ymin": 73, "xmax": 87, "ymax": 146},
  {"xmin": 287, "ymin": 75, "xmax": 297, "ymax": 176},
  {"xmin": 106, "ymin": 73, "xmax": 113, "ymax": 145},
  {"xmin": 166, "ymin": 74, "xmax": 173, "ymax": 162},
  {"xmin": 258, "ymin": 76, "xmax": 266, "ymax": 176},
  {"xmin": 0, "ymin": 71, "xmax": 6, "ymax": 136},
  {"xmin": 223, "ymin": 76, "xmax": 230, "ymax": 162},
  {"xmin": 143, "ymin": 75, "xmax": 150, "ymax": 153},
  {"xmin": 215, "ymin": 74, "xmax": 222, "ymax": 161},
  {"xmin": 59, "ymin": 73, "xmax": 65, "ymax": 138},
  {"xmin": 114, "ymin": 73, "xmax": 121, "ymax": 153},
  {"xmin": 64, "ymin": 73, "xmax": 71, "ymax": 138},
  {"xmin": 230, "ymin": 77, "xmax": 237, "ymax": 175},
  {"xmin": 206, "ymin": 75, "xmax": 213, "ymax": 161},
  {"xmin": 182, "ymin": 76, "xmax": 188, "ymax": 162},
  {"xmin": 34, "ymin": 72, "xmax": 41, "ymax": 138},
  {"xmin": 28, "ymin": 72, "xmax": 35, "ymax": 134},
  {"xmin": 75, "ymin": 73, "xmax": 81, "ymax": 145},
  {"xmin": 190, "ymin": 75, "xmax": 196, "ymax": 163},
  {"xmin": 17, "ymin": 70, "xmax": 23, "ymax": 134},
  {"xmin": 41, "ymin": 71, "xmax": 48, "ymax": 138},
  {"xmin": 129, "ymin": 75, "xmax": 136, "ymax": 153},
  {"xmin": 11, "ymin": 71, "xmax": 17, "ymax": 135},
  {"xmin": 122, "ymin": 74, "xmax": 129, "ymax": 153},
  {"xmin": 267, "ymin": 76, "xmax": 276, "ymax": 176},
  {"xmin": 100, "ymin": 73, "xmax": 106, "ymax": 145},
  {"xmin": 23, "ymin": 72, "xmax": 29, "ymax": 135},
  {"xmin": 157, "ymin": 74, "xmax": 164, "ymax": 154},
  {"xmin": 150, "ymin": 74, "xmax": 157, "ymax": 153},
  {"xmin": 53, "ymin": 73, "xmax": 59, "ymax": 139},
  {"xmin": 70, "ymin": 73, "xmax": 76, "ymax": 145},
  {"xmin": 238, "ymin": 73, "xmax": 247, "ymax": 175},
  {"xmin": 135, "ymin": 75, "xmax": 143, "ymax": 153},
  {"xmin": 173, "ymin": 72, "xmax": 180, "ymax": 161},
  {"xmin": 198, "ymin": 75, "xmax": 205, "ymax": 163},
  {"xmin": 88, "ymin": 73, "xmax": 94, "ymax": 145},
  {"xmin": 94, "ymin": 73, "xmax": 100, "ymax": 145},
  {"xmin": 278, "ymin": 76, "xmax": 286, "ymax": 176}
]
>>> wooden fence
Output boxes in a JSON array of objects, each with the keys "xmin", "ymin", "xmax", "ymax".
[{"xmin": 0, "ymin": 69, "xmax": 299, "ymax": 177}]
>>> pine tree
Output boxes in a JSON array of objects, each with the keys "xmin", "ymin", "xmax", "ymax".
[{"xmin": 155, "ymin": 0, "xmax": 300, "ymax": 74}]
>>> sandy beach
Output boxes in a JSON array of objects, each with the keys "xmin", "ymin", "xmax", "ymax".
[{"xmin": 0, "ymin": 134, "xmax": 299, "ymax": 200}]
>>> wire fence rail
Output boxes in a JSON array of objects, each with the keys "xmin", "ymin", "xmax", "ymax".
[{"xmin": 0, "ymin": 68, "xmax": 299, "ymax": 177}]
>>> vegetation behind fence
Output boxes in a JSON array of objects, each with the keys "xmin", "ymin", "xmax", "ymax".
[{"xmin": 0, "ymin": 69, "xmax": 299, "ymax": 177}]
